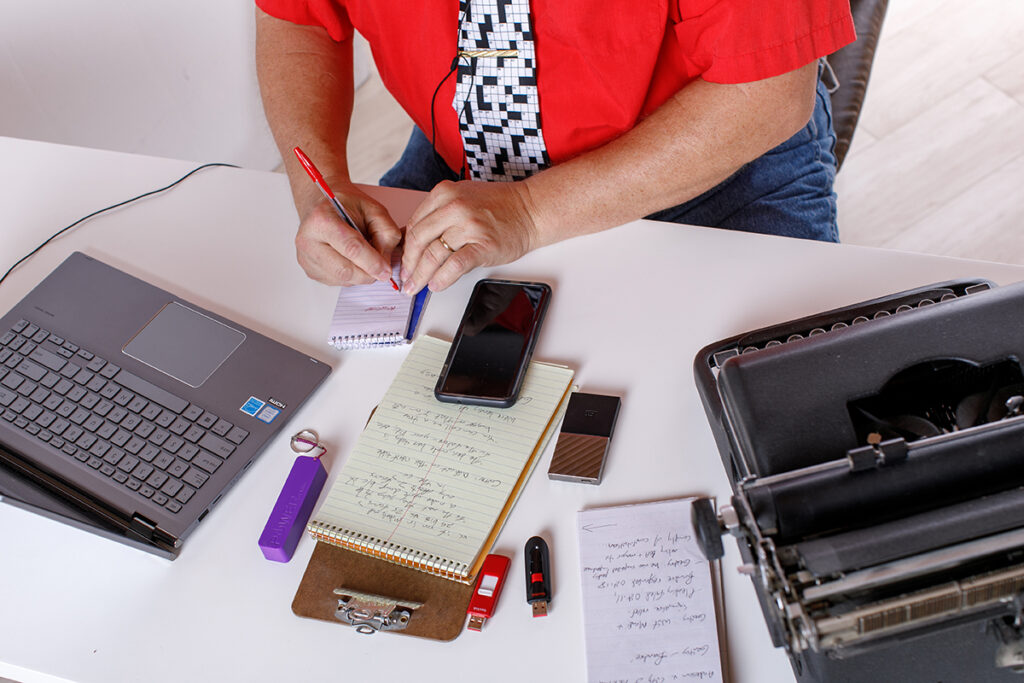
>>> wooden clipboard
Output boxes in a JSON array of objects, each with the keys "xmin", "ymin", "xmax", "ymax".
[{"xmin": 292, "ymin": 541, "xmax": 475, "ymax": 641}]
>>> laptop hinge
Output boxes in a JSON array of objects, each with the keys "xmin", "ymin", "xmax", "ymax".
[
  {"xmin": 131, "ymin": 513, "xmax": 179, "ymax": 547},
  {"xmin": 0, "ymin": 444, "xmax": 180, "ymax": 553}
]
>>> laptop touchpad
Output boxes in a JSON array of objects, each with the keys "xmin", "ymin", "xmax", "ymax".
[{"xmin": 123, "ymin": 302, "xmax": 246, "ymax": 388}]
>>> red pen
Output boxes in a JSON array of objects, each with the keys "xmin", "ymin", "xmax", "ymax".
[{"xmin": 293, "ymin": 146, "xmax": 399, "ymax": 291}]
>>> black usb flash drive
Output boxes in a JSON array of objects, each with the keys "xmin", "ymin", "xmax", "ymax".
[{"xmin": 525, "ymin": 535, "xmax": 551, "ymax": 617}]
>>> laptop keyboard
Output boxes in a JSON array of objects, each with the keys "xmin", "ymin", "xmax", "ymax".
[{"xmin": 0, "ymin": 319, "xmax": 249, "ymax": 514}]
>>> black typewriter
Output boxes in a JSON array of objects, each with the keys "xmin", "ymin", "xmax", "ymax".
[{"xmin": 692, "ymin": 279, "xmax": 1024, "ymax": 682}]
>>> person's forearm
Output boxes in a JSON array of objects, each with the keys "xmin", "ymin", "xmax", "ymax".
[
  {"xmin": 255, "ymin": 8, "xmax": 355, "ymax": 217},
  {"xmin": 523, "ymin": 63, "xmax": 820, "ymax": 247}
]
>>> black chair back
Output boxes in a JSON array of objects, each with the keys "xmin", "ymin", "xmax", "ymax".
[{"xmin": 828, "ymin": 0, "xmax": 889, "ymax": 169}]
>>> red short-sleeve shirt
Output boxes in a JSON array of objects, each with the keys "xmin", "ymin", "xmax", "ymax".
[{"xmin": 257, "ymin": 0, "xmax": 855, "ymax": 173}]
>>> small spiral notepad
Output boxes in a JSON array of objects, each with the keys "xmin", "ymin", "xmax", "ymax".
[
  {"xmin": 327, "ymin": 260, "xmax": 428, "ymax": 350},
  {"xmin": 307, "ymin": 335, "xmax": 574, "ymax": 583}
]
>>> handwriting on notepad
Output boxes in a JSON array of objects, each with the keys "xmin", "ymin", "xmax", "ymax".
[
  {"xmin": 345, "ymin": 469, "xmax": 470, "ymax": 540},
  {"xmin": 311, "ymin": 335, "xmax": 575, "ymax": 574},
  {"xmin": 341, "ymin": 395, "xmax": 535, "ymax": 542},
  {"xmin": 583, "ymin": 532, "xmax": 708, "ymax": 631},
  {"xmin": 578, "ymin": 499, "xmax": 723, "ymax": 683}
]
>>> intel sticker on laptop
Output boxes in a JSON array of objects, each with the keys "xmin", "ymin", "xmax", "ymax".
[
  {"xmin": 255, "ymin": 405, "xmax": 280, "ymax": 424},
  {"xmin": 240, "ymin": 396, "xmax": 266, "ymax": 417},
  {"xmin": 240, "ymin": 397, "xmax": 281, "ymax": 424}
]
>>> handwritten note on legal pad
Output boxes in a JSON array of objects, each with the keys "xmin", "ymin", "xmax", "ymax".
[
  {"xmin": 578, "ymin": 498, "xmax": 723, "ymax": 682},
  {"xmin": 309, "ymin": 335, "xmax": 574, "ymax": 582}
]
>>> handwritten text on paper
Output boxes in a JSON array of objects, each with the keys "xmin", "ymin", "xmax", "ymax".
[{"xmin": 578, "ymin": 499, "xmax": 723, "ymax": 683}]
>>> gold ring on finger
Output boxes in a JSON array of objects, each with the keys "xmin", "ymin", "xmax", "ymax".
[{"xmin": 438, "ymin": 236, "xmax": 456, "ymax": 253}]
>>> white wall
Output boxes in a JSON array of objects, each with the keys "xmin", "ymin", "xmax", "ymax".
[{"xmin": 0, "ymin": 0, "xmax": 370, "ymax": 170}]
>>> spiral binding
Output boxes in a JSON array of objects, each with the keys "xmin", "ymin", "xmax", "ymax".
[
  {"xmin": 329, "ymin": 332, "xmax": 407, "ymax": 350},
  {"xmin": 307, "ymin": 521, "xmax": 472, "ymax": 583}
]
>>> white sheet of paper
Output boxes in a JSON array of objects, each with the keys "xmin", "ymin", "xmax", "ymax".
[{"xmin": 577, "ymin": 498, "xmax": 723, "ymax": 682}]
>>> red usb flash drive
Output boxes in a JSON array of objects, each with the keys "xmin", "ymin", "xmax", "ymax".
[{"xmin": 466, "ymin": 554, "xmax": 511, "ymax": 631}]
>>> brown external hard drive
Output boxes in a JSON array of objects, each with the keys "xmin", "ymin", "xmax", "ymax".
[{"xmin": 547, "ymin": 392, "xmax": 621, "ymax": 484}]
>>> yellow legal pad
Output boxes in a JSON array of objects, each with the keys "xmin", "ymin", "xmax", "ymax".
[{"xmin": 307, "ymin": 335, "xmax": 574, "ymax": 583}]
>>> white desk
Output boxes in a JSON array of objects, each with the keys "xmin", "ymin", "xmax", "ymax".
[{"xmin": 1, "ymin": 136, "xmax": 1023, "ymax": 683}]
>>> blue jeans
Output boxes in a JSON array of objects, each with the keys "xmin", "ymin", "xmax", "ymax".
[{"xmin": 380, "ymin": 78, "xmax": 839, "ymax": 242}]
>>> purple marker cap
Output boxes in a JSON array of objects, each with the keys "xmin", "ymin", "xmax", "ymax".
[{"xmin": 258, "ymin": 455, "xmax": 328, "ymax": 562}]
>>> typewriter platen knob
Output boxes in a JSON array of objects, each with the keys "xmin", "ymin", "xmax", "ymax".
[{"xmin": 691, "ymin": 497, "xmax": 726, "ymax": 561}]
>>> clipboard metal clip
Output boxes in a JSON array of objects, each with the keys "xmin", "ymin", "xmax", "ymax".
[{"xmin": 332, "ymin": 588, "xmax": 424, "ymax": 634}]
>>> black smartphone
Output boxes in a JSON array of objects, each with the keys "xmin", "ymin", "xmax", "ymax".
[{"xmin": 435, "ymin": 279, "xmax": 552, "ymax": 408}]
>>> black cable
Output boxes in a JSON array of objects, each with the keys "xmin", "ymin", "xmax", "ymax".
[
  {"xmin": 429, "ymin": 57, "xmax": 462, "ymax": 169},
  {"xmin": 0, "ymin": 162, "xmax": 239, "ymax": 289},
  {"xmin": 454, "ymin": 56, "xmax": 477, "ymax": 180},
  {"xmin": 428, "ymin": 0, "xmax": 474, "ymax": 180}
]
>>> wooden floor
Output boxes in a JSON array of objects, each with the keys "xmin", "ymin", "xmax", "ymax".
[{"xmin": 346, "ymin": 1, "xmax": 1024, "ymax": 265}]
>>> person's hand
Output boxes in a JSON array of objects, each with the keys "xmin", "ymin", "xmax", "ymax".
[
  {"xmin": 399, "ymin": 180, "xmax": 539, "ymax": 294},
  {"xmin": 295, "ymin": 185, "xmax": 402, "ymax": 286}
]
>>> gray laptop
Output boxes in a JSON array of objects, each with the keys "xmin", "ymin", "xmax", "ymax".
[{"xmin": 0, "ymin": 252, "xmax": 330, "ymax": 558}]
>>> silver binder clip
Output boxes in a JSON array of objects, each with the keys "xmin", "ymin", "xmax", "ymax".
[{"xmin": 332, "ymin": 589, "xmax": 423, "ymax": 634}]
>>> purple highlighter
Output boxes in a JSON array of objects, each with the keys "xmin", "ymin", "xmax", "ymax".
[{"xmin": 258, "ymin": 454, "xmax": 327, "ymax": 562}]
